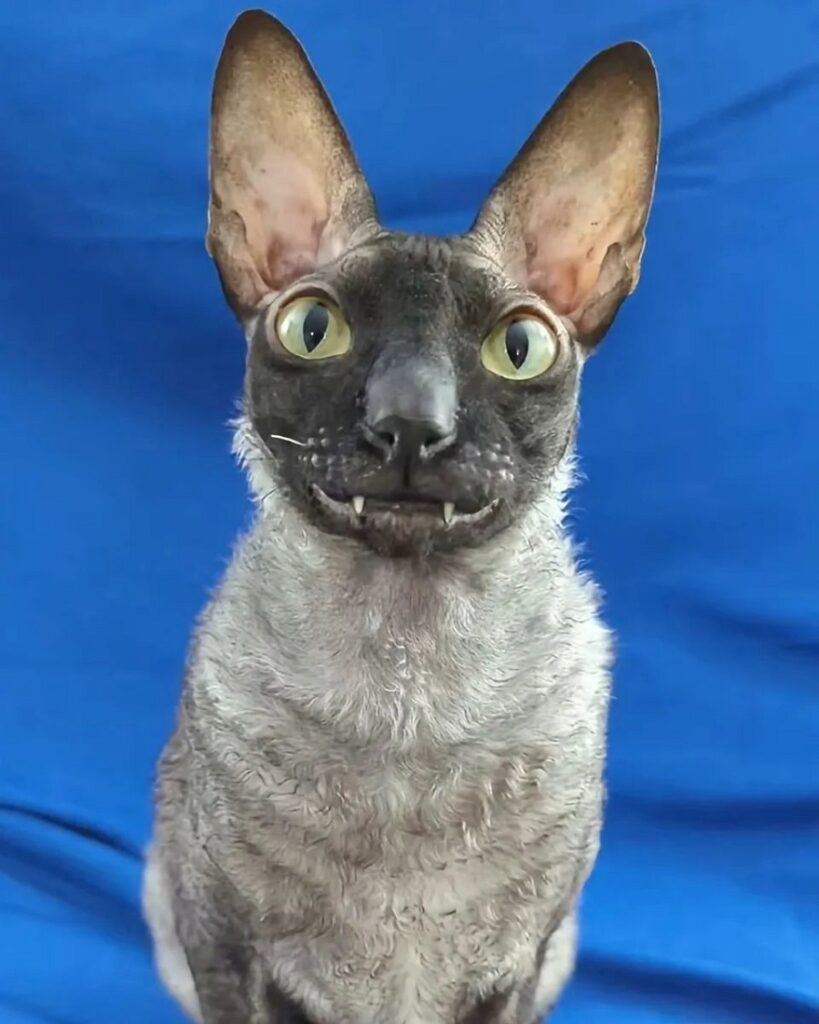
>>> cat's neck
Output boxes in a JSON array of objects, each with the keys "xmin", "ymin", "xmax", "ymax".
[
  {"xmin": 201, "ymin": 423, "xmax": 598, "ymax": 749},
  {"xmin": 242, "ymin": 456, "xmax": 576, "ymax": 627},
  {"xmin": 213, "ymin": 490, "xmax": 578, "ymax": 744},
  {"xmin": 232, "ymin": 413, "xmax": 577, "ymax": 609}
]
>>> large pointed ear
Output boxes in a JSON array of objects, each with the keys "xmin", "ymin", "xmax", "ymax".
[
  {"xmin": 207, "ymin": 10, "xmax": 377, "ymax": 316},
  {"xmin": 470, "ymin": 43, "xmax": 659, "ymax": 348}
]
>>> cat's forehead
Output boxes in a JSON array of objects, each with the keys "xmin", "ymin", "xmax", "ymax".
[{"xmin": 332, "ymin": 232, "xmax": 509, "ymax": 324}]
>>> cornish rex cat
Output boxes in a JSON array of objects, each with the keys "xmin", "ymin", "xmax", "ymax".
[{"xmin": 143, "ymin": 9, "xmax": 660, "ymax": 1024}]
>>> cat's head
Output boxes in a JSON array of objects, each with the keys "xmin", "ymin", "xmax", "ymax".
[{"xmin": 209, "ymin": 10, "xmax": 659, "ymax": 556}]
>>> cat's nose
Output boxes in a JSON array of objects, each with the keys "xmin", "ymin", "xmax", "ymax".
[
  {"xmin": 366, "ymin": 413, "xmax": 454, "ymax": 462},
  {"xmin": 364, "ymin": 352, "xmax": 457, "ymax": 462}
]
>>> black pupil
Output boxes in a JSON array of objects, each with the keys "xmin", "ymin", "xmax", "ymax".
[
  {"xmin": 504, "ymin": 321, "xmax": 530, "ymax": 369},
  {"xmin": 302, "ymin": 303, "xmax": 329, "ymax": 352}
]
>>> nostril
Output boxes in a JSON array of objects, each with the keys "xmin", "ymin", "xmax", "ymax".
[
  {"xmin": 378, "ymin": 426, "xmax": 398, "ymax": 449},
  {"xmin": 418, "ymin": 419, "xmax": 452, "ymax": 449},
  {"xmin": 419, "ymin": 426, "xmax": 456, "ymax": 458},
  {"xmin": 363, "ymin": 414, "xmax": 455, "ymax": 463},
  {"xmin": 362, "ymin": 421, "xmax": 397, "ymax": 458}
]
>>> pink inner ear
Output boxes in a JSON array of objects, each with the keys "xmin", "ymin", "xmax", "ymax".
[
  {"xmin": 527, "ymin": 260, "xmax": 580, "ymax": 315},
  {"xmin": 262, "ymin": 202, "xmax": 325, "ymax": 290},
  {"xmin": 519, "ymin": 172, "xmax": 633, "ymax": 318},
  {"xmin": 228, "ymin": 147, "xmax": 337, "ymax": 292}
]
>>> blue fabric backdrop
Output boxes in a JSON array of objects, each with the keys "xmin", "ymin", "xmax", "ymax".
[{"xmin": 1, "ymin": 2, "xmax": 817, "ymax": 1022}]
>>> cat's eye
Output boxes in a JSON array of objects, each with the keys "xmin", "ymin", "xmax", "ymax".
[
  {"xmin": 274, "ymin": 296, "xmax": 351, "ymax": 360},
  {"xmin": 481, "ymin": 315, "xmax": 558, "ymax": 381}
]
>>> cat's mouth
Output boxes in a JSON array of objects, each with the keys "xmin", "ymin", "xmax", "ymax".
[{"xmin": 310, "ymin": 486, "xmax": 501, "ymax": 532}]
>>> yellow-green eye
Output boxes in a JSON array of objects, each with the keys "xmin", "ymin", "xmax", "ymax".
[
  {"xmin": 481, "ymin": 315, "xmax": 558, "ymax": 381},
  {"xmin": 274, "ymin": 296, "xmax": 351, "ymax": 360}
]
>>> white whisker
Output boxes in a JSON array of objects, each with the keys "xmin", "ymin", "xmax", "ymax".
[{"xmin": 268, "ymin": 433, "xmax": 307, "ymax": 447}]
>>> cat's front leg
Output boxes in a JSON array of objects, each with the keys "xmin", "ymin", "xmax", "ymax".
[
  {"xmin": 149, "ymin": 859, "xmax": 309, "ymax": 1024},
  {"xmin": 459, "ymin": 911, "xmax": 578, "ymax": 1024},
  {"xmin": 170, "ymin": 887, "xmax": 257, "ymax": 1024},
  {"xmin": 181, "ymin": 924, "xmax": 314, "ymax": 1024}
]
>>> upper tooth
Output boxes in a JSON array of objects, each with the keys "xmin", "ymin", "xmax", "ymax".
[
  {"xmin": 443, "ymin": 502, "xmax": 455, "ymax": 525},
  {"xmin": 352, "ymin": 495, "xmax": 365, "ymax": 515}
]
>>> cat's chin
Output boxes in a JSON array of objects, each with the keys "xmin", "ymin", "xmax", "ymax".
[{"xmin": 307, "ymin": 485, "xmax": 506, "ymax": 556}]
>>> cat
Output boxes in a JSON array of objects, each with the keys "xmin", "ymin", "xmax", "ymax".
[{"xmin": 143, "ymin": 9, "xmax": 659, "ymax": 1024}]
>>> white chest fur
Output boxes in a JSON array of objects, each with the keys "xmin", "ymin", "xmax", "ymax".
[{"xmin": 170, "ymin": 490, "xmax": 611, "ymax": 1023}]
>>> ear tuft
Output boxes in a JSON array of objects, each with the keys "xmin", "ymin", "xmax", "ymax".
[
  {"xmin": 208, "ymin": 10, "xmax": 377, "ymax": 317},
  {"xmin": 471, "ymin": 41, "xmax": 660, "ymax": 348}
]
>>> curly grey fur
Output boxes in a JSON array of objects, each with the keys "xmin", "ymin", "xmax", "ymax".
[{"xmin": 144, "ymin": 425, "xmax": 612, "ymax": 1024}]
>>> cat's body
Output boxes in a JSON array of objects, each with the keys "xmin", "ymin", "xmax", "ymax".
[
  {"xmin": 145, "ymin": 475, "xmax": 610, "ymax": 1023},
  {"xmin": 145, "ymin": 446, "xmax": 610, "ymax": 1024},
  {"xmin": 145, "ymin": 10, "xmax": 658, "ymax": 1023}
]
